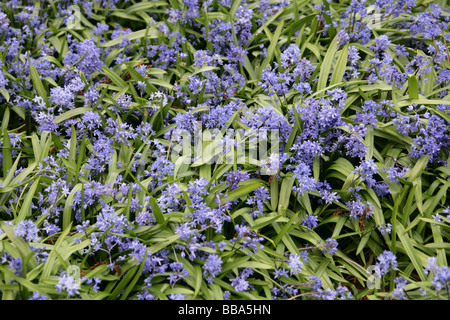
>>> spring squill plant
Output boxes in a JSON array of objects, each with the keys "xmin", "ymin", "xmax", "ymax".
[{"xmin": 0, "ymin": 0, "xmax": 448, "ymax": 301}]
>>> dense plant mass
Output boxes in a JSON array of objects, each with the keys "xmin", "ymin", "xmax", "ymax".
[{"xmin": 0, "ymin": 0, "xmax": 449, "ymax": 301}]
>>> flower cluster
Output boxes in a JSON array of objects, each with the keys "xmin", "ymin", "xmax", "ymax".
[{"xmin": 0, "ymin": 0, "xmax": 449, "ymax": 302}]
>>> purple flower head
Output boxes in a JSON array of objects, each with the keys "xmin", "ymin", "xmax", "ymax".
[
  {"xmin": 93, "ymin": 22, "xmax": 109, "ymax": 36},
  {"xmin": 375, "ymin": 250, "xmax": 398, "ymax": 276},
  {"xmin": 14, "ymin": 220, "xmax": 40, "ymax": 242},
  {"xmin": 280, "ymin": 44, "xmax": 301, "ymax": 69},
  {"xmin": 431, "ymin": 266, "xmax": 450, "ymax": 291},
  {"xmin": 85, "ymin": 277, "xmax": 102, "ymax": 293},
  {"xmin": 320, "ymin": 238, "xmax": 339, "ymax": 255},
  {"xmin": 352, "ymin": 159, "xmax": 378, "ymax": 187},
  {"xmin": 232, "ymin": 224, "xmax": 264, "ymax": 253},
  {"xmin": 274, "ymin": 268, "xmax": 289, "ymax": 279},
  {"xmin": 63, "ymin": 38, "xmax": 105, "ymax": 80},
  {"xmin": 302, "ymin": 214, "xmax": 319, "ymax": 230},
  {"xmin": 391, "ymin": 276, "xmax": 409, "ymax": 300},
  {"xmin": 226, "ymin": 170, "xmax": 250, "ymax": 190},
  {"xmin": 55, "ymin": 272, "xmax": 80, "ymax": 298},
  {"xmin": 292, "ymin": 161, "xmax": 317, "ymax": 195},
  {"xmin": 309, "ymin": 275, "xmax": 322, "ymax": 290},
  {"xmin": 287, "ymin": 253, "xmax": 303, "ymax": 275},
  {"xmin": 246, "ymin": 186, "xmax": 270, "ymax": 218},
  {"xmin": 167, "ymin": 262, "xmax": 189, "ymax": 285},
  {"xmin": 230, "ymin": 267, "xmax": 254, "ymax": 292},
  {"xmin": 202, "ymin": 253, "xmax": 223, "ymax": 283},
  {"xmin": 28, "ymin": 292, "xmax": 50, "ymax": 300},
  {"xmin": 370, "ymin": 35, "xmax": 391, "ymax": 53},
  {"xmin": 187, "ymin": 178, "xmax": 209, "ymax": 196},
  {"xmin": 3, "ymin": 254, "xmax": 23, "ymax": 277}
]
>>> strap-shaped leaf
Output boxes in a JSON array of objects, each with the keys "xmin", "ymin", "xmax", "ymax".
[{"xmin": 317, "ymin": 34, "xmax": 339, "ymax": 92}]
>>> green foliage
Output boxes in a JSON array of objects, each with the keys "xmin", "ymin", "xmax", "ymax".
[{"xmin": 0, "ymin": 0, "xmax": 449, "ymax": 301}]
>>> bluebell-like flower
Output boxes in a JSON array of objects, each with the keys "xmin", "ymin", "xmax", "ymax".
[
  {"xmin": 55, "ymin": 272, "xmax": 80, "ymax": 298},
  {"xmin": 28, "ymin": 292, "xmax": 50, "ymax": 300},
  {"xmin": 375, "ymin": 250, "xmax": 398, "ymax": 276},
  {"xmin": 391, "ymin": 277, "xmax": 409, "ymax": 300},
  {"xmin": 308, "ymin": 275, "xmax": 322, "ymax": 290},
  {"xmin": 431, "ymin": 265, "xmax": 450, "ymax": 291},
  {"xmin": 287, "ymin": 253, "xmax": 303, "ymax": 275},
  {"xmin": 14, "ymin": 219, "xmax": 40, "ymax": 242},
  {"xmin": 302, "ymin": 214, "xmax": 319, "ymax": 230},
  {"xmin": 230, "ymin": 268, "xmax": 253, "ymax": 292},
  {"xmin": 321, "ymin": 238, "xmax": 339, "ymax": 255},
  {"xmin": 63, "ymin": 37, "xmax": 105, "ymax": 80},
  {"xmin": 202, "ymin": 253, "xmax": 223, "ymax": 283},
  {"xmin": 246, "ymin": 186, "xmax": 270, "ymax": 218}
]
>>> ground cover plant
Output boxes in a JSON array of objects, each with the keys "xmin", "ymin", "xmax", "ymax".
[{"xmin": 0, "ymin": 0, "xmax": 449, "ymax": 301}]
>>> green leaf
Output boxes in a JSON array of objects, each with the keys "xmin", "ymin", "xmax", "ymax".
[
  {"xmin": 273, "ymin": 212, "xmax": 299, "ymax": 246},
  {"xmin": 109, "ymin": 263, "xmax": 139, "ymax": 300},
  {"xmin": 365, "ymin": 125, "xmax": 374, "ymax": 160},
  {"xmin": 413, "ymin": 179, "xmax": 423, "ymax": 215},
  {"xmin": 406, "ymin": 155, "xmax": 430, "ymax": 182},
  {"xmin": 272, "ymin": 221, "xmax": 299, "ymax": 255},
  {"xmin": 2, "ymin": 128, "xmax": 12, "ymax": 177},
  {"xmin": 0, "ymin": 87, "xmax": 10, "ymax": 102},
  {"xmin": 29, "ymin": 63, "xmax": 48, "ymax": 104},
  {"xmin": 317, "ymin": 34, "xmax": 339, "ymax": 92},
  {"xmin": 146, "ymin": 78, "xmax": 173, "ymax": 90},
  {"xmin": 101, "ymin": 28, "xmax": 159, "ymax": 47},
  {"xmin": 101, "ymin": 66, "xmax": 128, "ymax": 89},
  {"xmin": 192, "ymin": 264, "xmax": 203, "ymax": 299},
  {"xmin": 408, "ymin": 75, "xmax": 419, "ymax": 100},
  {"xmin": 191, "ymin": 66, "xmax": 219, "ymax": 77},
  {"xmin": 330, "ymin": 44, "xmax": 349, "ymax": 86},
  {"xmin": 51, "ymin": 132, "xmax": 64, "ymax": 151},
  {"xmin": 270, "ymin": 176, "xmax": 279, "ymax": 210},
  {"xmin": 313, "ymin": 156, "xmax": 321, "ymax": 181},
  {"xmin": 40, "ymin": 222, "xmax": 73, "ymax": 280},
  {"xmin": 259, "ymin": 19, "xmax": 284, "ymax": 76},
  {"xmin": 119, "ymin": 251, "xmax": 148, "ymax": 300},
  {"xmin": 17, "ymin": 177, "xmax": 40, "ymax": 222},
  {"xmin": 125, "ymin": 1, "xmax": 167, "ymax": 14},
  {"xmin": 0, "ymin": 222, "xmax": 38, "ymax": 270},
  {"xmin": 221, "ymin": 181, "xmax": 263, "ymax": 203},
  {"xmin": 146, "ymin": 234, "xmax": 179, "ymax": 254},
  {"xmin": 278, "ymin": 176, "xmax": 295, "ymax": 215},
  {"xmin": 75, "ymin": 132, "xmax": 87, "ymax": 185},
  {"xmin": 148, "ymin": 196, "xmax": 165, "ymax": 225},
  {"xmin": 356, "ymin": 231, "xmax": 372, "ymax": 255},
  {"xmin": 396, "ymin": 223, "xmax": 426, "ymax": 280},
  {"xmin": 1, "ymin": 151, "xmax": 21, "ymax": 188},
  {"xmin": 0, "ymin": 265, "xmax": 42, "ymax": 293},
  {"xmin": 67, "ymin": 124, "xmax": 77, "ymax": 184},
  {"xmin": 53, "ymin": 107, "xmax": 93, "ymax": 124},
  {"xmin": 63, "ymin": 183, "xmax": 83, "ymax": 230},
  {"xmin": 250, "ymin": 214, "xmax": 283, "ymax": 231}
]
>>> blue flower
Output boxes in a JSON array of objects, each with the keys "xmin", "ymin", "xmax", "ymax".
[
  {"xmin": 55, "ymin": 272, "xmax": 80, "ymax": 298},
  {"xmin": 230, "ymin": 268, "xmax": 254, "ymax": 292},
  {"xmin": 14, "ymin": 220, "xmax": 40, "ymax": 242},
  {"xmin": 391, "ymin": 277, "xmax": 409, "ymax": 300},
  {"xmin": 287, "ymin": 253, "xmax": 303, "ymax": 275},
  {"xmin": 202, "ymin": 254, "xmax": 223, "ymax": 283},
  {"xmin": 302, "ymin": 214, "xmax": 319, "ymax": 230},
  {"xmin": 375, "ymin": 250, "xmax": 398, "ymax": 276}
]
